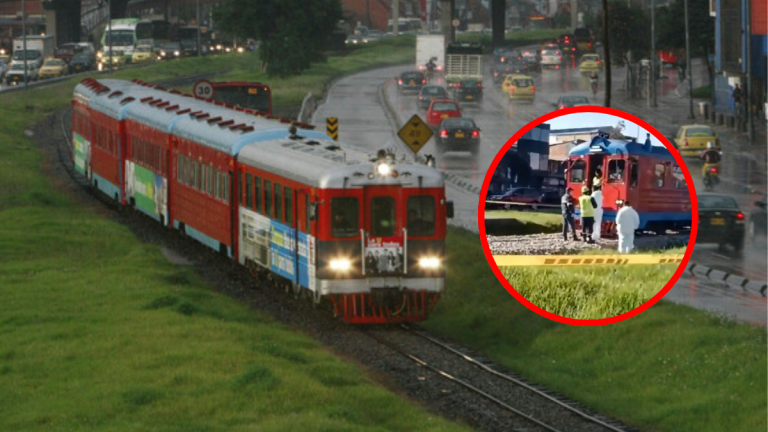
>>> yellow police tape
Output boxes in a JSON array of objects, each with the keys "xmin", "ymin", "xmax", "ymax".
[{"xmin": 493, "ymin": 254, "xmax": 685, "ymax": 267}]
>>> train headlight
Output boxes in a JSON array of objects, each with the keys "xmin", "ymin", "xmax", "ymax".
[
  {"xmin": 418, "ymin": 257, "xmax": 440, "ymax": 269},
  {"xmin": 330, "ymin": 258, "xmax": 351, "ymax": 271},
  {"xmin": 377, "ymin": 163, "xmax": 391, "ymax": 176}
]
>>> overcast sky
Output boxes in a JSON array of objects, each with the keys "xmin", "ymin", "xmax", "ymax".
[{"xmin": 545, "ymin": 112, "xmax": 665, "ymax": 147}]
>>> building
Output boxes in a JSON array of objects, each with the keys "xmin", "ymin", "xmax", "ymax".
[
  {"xmin": 489, "ymin": 123, "xmax": 550, "ymax": 194},
  {"xmin": 712, "ymin": 0, "xmax": 767, "ymax": 115}
]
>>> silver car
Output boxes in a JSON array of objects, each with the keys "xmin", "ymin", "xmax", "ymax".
[{"xmin": 541, "ymin": 49, "xmax": 563, "ymax": 69}]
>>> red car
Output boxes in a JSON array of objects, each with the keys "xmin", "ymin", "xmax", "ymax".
[
  {"xmin": 426, "ymin": 99, "xmax": 461, "ymax": 128},
  {"xmin": 658, "ymin": 51, "xmax": 677, "ymax": 65}
]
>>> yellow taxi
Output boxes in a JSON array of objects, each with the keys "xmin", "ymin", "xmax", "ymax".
[
  {"xmin": 97, "ymin": 51, "xmax": 126, "ymax": 71},
  {"xmin": 503, "ymin": 74, "xmax": 536, "ymax": 102},
  {"xmin": 579, "ymin": 54, "xmax": 601, "ymax": 74},
  {"xmin": 132, "ymin": 44, "xmax": 154, "ymax": 63},
  {"xmin": 38, "ymin": 57, "xmax": 69, "ymax": 79},
  {"xmin": 673, "ymin": 124, "xmax": 719, "ymax": 156}
]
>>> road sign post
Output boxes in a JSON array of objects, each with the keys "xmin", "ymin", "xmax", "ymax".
[
  {"xmin": 327, "ymin": 117, "xmax": 339, "ymax": 141},
  {"xmin": 193, "ymin": 80, "xmax": 214, "ymax": 99},
  {"xmin": 397, "ymin": 114, "xmax": 434, "ymax": 156}
]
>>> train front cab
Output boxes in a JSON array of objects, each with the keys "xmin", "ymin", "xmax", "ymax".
[
  {"xmin": 568, "ymin": 136, "xmax": 691, "ymax": 235},
  {"xmin": 315, "ymin": 177, "xmax": 449, "ymax": 324}
]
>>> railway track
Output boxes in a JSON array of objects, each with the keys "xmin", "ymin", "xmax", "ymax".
[{"xmin": 365, "ymin": 324, "xmax": 640, "ymax": 432}]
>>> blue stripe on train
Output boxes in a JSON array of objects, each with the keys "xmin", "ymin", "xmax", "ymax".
[
  {"xmin": 173, "ymin": 220, "xmax": 233, "ymax": 258},
  {"xmin": 92, "ymin": 173, "xmax": 122, "ymax": 203}
]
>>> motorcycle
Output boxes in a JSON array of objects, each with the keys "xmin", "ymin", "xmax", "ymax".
[{"xmin": 703, "ymin": 166, "xmax": 720, "ymax": 190}]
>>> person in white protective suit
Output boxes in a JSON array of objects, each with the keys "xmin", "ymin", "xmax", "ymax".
[
  {"xmin": 616, "ymin": 200, "xmax": 640, "ymax": 253},
  {"xmin": 591, "ymin": 185, "xmax": 604, "ymax": 242}
]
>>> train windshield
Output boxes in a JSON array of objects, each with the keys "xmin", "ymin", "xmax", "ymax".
[
  {"xmin": 370, "ymin": 197, "xmax": 395, "ymax": 237},
  {"xmin": 407, "ymin": 196, "xmax": 435, "ymax": 237},
  {"xmin": 331, "ymin": 197, "xmax": 359, "ymax": 238},
  {"xmin": 212, "ymin": 85, "xmax": 271, "ymax": 114}
]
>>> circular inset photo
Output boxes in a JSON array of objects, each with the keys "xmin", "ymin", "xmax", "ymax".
[{"xmin": 479, "ymin": 107, "xmax": 698, "ymax": 325}]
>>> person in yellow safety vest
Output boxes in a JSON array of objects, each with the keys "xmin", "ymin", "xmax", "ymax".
[{"xmin": 578, "ymin": 186, "xmax": 598, "ymax": 244}]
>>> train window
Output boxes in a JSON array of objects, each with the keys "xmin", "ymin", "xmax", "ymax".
[
  {"xmin": 569, "ymin": 160, "xmax": 586, "ymax": 183},
  {"xmin": 238, "ymin": 172, "xmax": 243, "ymax": 204},
  {"xmin": 672, "ymin": 165, "xmax": 685, "ymax": 189},
  {"xmin": 207, "ymin": 166, "xmax": 214, "ymax": 195},
  {"xmin": 177, "ymin": 155, "xmax": 183, "ymax": 183},
  {"xmin": 654, "ymin": 164, "xmax": 666, "ymax": 187},
  {"xmin": 214, "ymin": 172, "xmax": 221, "ymax": 199},
  {"xmin": 264, "ymin": 179, "xmax": 272, "ymax": 216},
  {"xmin": 285, "ymin": 187, "xmax": 293, "ymax": 225},
  {"xmin": 629, "ymin": 163, "xmax": 638, "ymax": 188},
  {"xmin": 407, "ymin": 196, "xmax": 435, "ymax": 237},
  {"xmin": 331, "ymin": 197, "xmax": 359, "ymax": 238},
  {"xmin": 223, "ymin": 175, "xmax": 229, "ymax": 202},
  {"xmin": 275, "ymin": 183, "xmax": 283, "ymax": 221},
  {"xmin": 196, "ymin": 163, "xmax": 202, "ymax": 191},
  {"xmin": 184, "ymin": 157, "xmax": 191, "ymax": 186},
  {"xmin": 245, "ymin": 174, "xmax": 253, "ymax": 208},
  {"xmin": 370, "ymin": 197, "xmax": 396, "ymax": 237},
  {"xmin": 254, "ymin": 176, "xmax": 262, "ymax": 213},
  {"xmin": 607, "ymin": 160, "xmax": 626, "ymax": 183},
  {"xmin": 201, "ymin": 165, "xmax": 207, "ymax": 194}
]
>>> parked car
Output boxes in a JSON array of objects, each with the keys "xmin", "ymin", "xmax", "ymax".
[
  {"xmin": 418, "ymin": 85, "xmax": 449, "ymax": 109},
  {"xmin": 696, "ymin": 193, "xmax": 745, "ymax": 254},
  {"xmin": 397, "ymin": 71, "xmax": 426, "ymax": 93},
  {"xmin": 749, "ymin": 200, "xmax": 767, "ymax": 244},
  {"xmin": 436, "ymin": 117, "xmax": 480, "ymax": 158},
  {"xmin": 453, "ymin": 79, "xmax": 482, "ymax": 102},
  {"xmin": 425, "ymin": 99, "xmax": 461, "ymax": 128}
]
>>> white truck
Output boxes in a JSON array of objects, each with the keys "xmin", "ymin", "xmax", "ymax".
[
  {"xmin": 416, "ymin": 34, "xmax": 445, "ymax": 73},
  {"xmin": 12, "ymin": 35, "xmax": 55, "ymax": 70}
]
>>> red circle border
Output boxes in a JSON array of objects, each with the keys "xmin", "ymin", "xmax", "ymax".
[{"xmin": 477, "ymin": 106, "xmax": 699, "ymax": 326}]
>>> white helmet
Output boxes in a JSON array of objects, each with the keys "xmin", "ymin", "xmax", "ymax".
[{"xmin": 707, "ymin": 141, "xmax": 715, "ymax": 149}]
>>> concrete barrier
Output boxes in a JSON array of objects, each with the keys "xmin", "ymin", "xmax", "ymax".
[{"xmin": 686, "ymin": 262, "xmax": 767, "ymax": 296}]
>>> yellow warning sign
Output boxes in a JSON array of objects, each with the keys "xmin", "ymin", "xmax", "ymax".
[
  {"xmin": 327, "ymin": 117, "xmax": 339, "ymax": 141},
  {"xmin": 397, "ymin": 114, "xmax": 434, "ymax": 155},
  {"xmin": 493, "ymin": 254, "xmax": 685, "ymax": 267}
]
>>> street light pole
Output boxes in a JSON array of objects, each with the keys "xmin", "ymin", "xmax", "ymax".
[
  {"xmin": 108, "ymin": 0, "xmax": 112, "ymax": 72},
  {"xmin": 746, "ymin": 0, "xmax": 753, "ymax": 142},
  {"xmin": 649, "ymin": 0, "xmax": 656, "ymax": 107},
  {"xmin": 196, "ymin": 0, "xmax": 201, "ymax": 57},
  {"xmin": 22, "ymin": 0, "xmax": 27, "ymax": 89},
  {"xmin": 684, "ymin": 0, "xmax": 693, "ymax": 118}
]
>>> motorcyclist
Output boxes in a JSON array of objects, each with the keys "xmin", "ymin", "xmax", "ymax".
[
  {"xmin": 425, "ymin": 58, "xmax": 436, "ymax": 80},
  {"xmin": 589, "ymin": 71, "xmax": 598, "ymax": 94},
  {"xmin": 701, "ymin": 141, "xmax": 721, "ymax": 180}
]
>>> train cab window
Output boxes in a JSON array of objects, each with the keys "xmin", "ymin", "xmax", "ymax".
[
  {"xmin": 654, "ymin": 164, "xmax": 666, "ymax": 187},
  {"xmin": 569, "ymin": 160, "xmax": 586, "ymax": 183},
  {"xmin": 245, "ymin": 174, "xmax": 253, "ymax": 208},
  {"xmin": 285, "ymin": 187, "xmax": 293, "ymax": 225},
  {"xmin": 407, "ymin": 196, "xmax": 435, "ymax": 237},
  {"xmin": 672, "ymin": 165, "xmax": 685, "ymax": 189},
  {"xmin": 331, "ymin": 197, "xmax": 359, "ymax": 238},
  {"xmin": 275, "ymin": 183, "xmax": 283, "ymax": 221},
  {"xmin": 629, "ymin": 163, "xmax": 639, "ymax": 188},
  {"xmin": 254, "ymin": 176, "xmax": 262, "ymax": 213},
  {"xmin": 607, "ymin": 160, "xmax": 626, "ymax": 183},
  {"xmin": 264, "ymin": 179, "xmax": 272, "ymax": 216},
  {"xmin": 370, "ymin": 197, "xmax": 396, "ymax": 237}
]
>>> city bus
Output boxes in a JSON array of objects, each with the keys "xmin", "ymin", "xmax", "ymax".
[{"xmin": 100, "ymin": 18, "xmax": 141, "ymax": 62}]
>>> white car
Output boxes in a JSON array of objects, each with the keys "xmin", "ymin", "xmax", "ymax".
[
  {"xmin": 5, "ymin": 62, "xmax": 38, "ymax": 85},
  {"xmin": 541, "ymin": 49, "xmax": 563, "ymax": 69}
]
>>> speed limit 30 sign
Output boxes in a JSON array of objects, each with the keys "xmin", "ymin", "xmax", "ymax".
[{"xmin": 193, "ymin": 80, "xmax": 214, "ymax": 99}]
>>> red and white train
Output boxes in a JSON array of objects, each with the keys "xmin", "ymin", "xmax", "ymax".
[{"xmin": 72, "ymin": 78, "xmax": 453, "ymax": 324}]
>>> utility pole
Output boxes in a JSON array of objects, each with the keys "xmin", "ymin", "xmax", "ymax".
[
  {"xmin": 571, "ymin": 0, "xmax": 578, "ymax": 30},
  {"xmin": 366, "ymin": 0, "xmax": 371, "ymax": 28},
  {"xmin": 392, "ymin": 0, "xmax": 399, "ymax": 36},
  {"xmin": 746, "ymin": 0, "xmax": 753, "ymax": 141},
  {"xmin": 601, "ymin": 0, "xmax": 610, "ymax": 107},
  {"xmin": 22, "ymin": 0, "xmax": 27, "ymax": 89},
  {"xmin": 684, "ymin": 0, "xmax": 693, "ymax": 118},
  {"xmin": 649, "ymin": 0, "xmax": 656, "ymax": 107},
  {"xmin": 196, "ymin": 0, "xmax": 201, "ymax": 56}
]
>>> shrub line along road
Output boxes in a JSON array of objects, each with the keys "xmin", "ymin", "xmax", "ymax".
[{"xmin": 312, "ymin": 57, "xmax": 766, "ymax": 326}]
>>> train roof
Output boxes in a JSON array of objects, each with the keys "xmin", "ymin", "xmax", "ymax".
[
  {"xmin": 568, "ymin": 134, "xmax": 676, "ymax": 161},
  {"xmin": 238, "ymin": 136, "xmax": 445, "ymax": 189}
]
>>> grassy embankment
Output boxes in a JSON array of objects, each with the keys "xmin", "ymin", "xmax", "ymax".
[
  {"xmin": 426, "ymin": 227, "xmax": 766, "ymax": 432},
  {"xmin": 457, "ymin": 28, "xmax": 570, "ymax": 47},
  {"xmin": 0, "ymin": 39, "xmax": 475, "ymax": 431}
]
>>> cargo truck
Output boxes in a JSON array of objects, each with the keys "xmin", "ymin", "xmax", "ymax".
[
  {"xmin": 444, "ymin": 42, "xmax": 484, "ymax": 100},
  {"xmin": 12, "ymin": 35, "xmax": 55, "ymax": 70},
  {"xmin": 416, "ymin": 34, "xmax": 445, "ymax": 73}
]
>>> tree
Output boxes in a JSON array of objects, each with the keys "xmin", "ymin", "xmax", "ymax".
[
  {"xmin": 657, "ymin": 0, "xmax": 715, "ymax": 81},
  {"xmin": 212, "ymin": 0, "xmax": 343, "ymax": 77},
  {"xmin": 595, "ymin": 2, "xmax": 651, "ymax": 99}
]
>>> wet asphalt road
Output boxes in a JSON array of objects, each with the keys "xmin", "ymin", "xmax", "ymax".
[{"xmin": 311, "ymin": 53, "xmax": 766, "ymax": 326}]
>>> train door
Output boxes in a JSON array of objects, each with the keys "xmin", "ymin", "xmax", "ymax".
[
  {"xmin": 363, "ymin": 186, "xmax": 404, "ymax": 277},
  {"xmin": 587, "ymin": 153, "xmax": 606, "ymax": 186}
]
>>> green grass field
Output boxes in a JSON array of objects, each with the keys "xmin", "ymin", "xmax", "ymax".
[
  {"xmin": 0, "ymin": 39, "xmax": 474, "ymax": 432},
  {"xmin": 484, "ymin": 210, "xmax": 562, "ymax": 235},
  {"xmin": 426, "ymin": 227, "xmax": 767, "ymax": 432},
  {"xmin": 457, "ymin": 28, "xmax": 570, "ymax": 47}
]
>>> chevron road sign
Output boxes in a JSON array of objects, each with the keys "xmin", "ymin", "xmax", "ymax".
[{"xmin": 327, "ymin": 117, "xmax": 338, "ymax": 141}]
